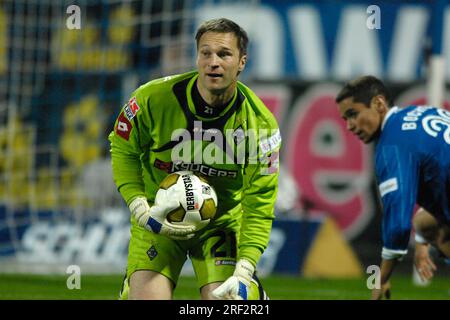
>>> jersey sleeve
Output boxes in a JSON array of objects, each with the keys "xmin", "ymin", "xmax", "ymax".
[
  {"xmin": 108, "ymin": 92, "xmax": 152, "ymax": 206},
  {"xmin": 239, "ymin": 128, "xmax": 281, "ymax": 266},
  {"xmin": 375, "ymin": 143, "xmax": 419, "ymax": 260}
]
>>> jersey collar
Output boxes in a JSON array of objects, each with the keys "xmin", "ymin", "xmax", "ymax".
[
  {"xmin": 186, "ymin": 74, "xmax": 237, "ymax": 121},
  {"xmin": 381, "ymin": 106, "xmax": 399, "ymax": 131}
]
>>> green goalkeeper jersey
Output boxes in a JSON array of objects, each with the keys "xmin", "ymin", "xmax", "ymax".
[{"xmin": 109, "ymin": 71, "xmax": 281, "ymax": 266}]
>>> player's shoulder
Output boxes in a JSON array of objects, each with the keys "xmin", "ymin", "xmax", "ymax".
[
  {"xmin": 133, "ymin": 70, "xmax": 197, "ymax": 98},
  {"xmin": 390, "ymin": 105, "xmax": 440, "ymax": 120},
  {"xmin": 383, "ymin": 105, "xmax": 436, "ymax": 132},
  {"xmin": 237, "ymin": 81, "xmax": 278, "ymax": 130},
  {"xmin": 377, "ymin": 105, "xmax": 441, "ymax": 150}
]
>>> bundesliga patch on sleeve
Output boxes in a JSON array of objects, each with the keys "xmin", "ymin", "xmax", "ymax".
[
  {"xmin": 115, "ymin": 111, "xmax": 132, "ymax": 140},
  {"xmin": 124, "ymin": 97, "xmax": 140, "ymax": 120},
  {"xmin": 259, "ymin": 129, "xmax": 282, "ymax": 155},
  {"xmin": 379, "ymin": 177, "xmax": 398, "ymax": 197}
]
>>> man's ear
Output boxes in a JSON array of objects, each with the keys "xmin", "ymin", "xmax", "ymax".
[
  {"xmin": 372, "ymin": 95, "xmax": 387, "ymax": 113},
  {"xmin": 238, "ymin": 55, "xmax": 247, "ymax": 72}
]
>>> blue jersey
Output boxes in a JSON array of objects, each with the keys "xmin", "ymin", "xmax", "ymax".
[{"xmin": 375, "ymin": 105, "xmax": 450, "ymax": 258}]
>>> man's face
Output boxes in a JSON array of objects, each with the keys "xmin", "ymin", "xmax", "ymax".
[
  {"xmin": 338, "ymin": 97, "xmax": 384, "ymax": 144},
  {"xmin": 196, "ymin": 31, "xmax": 246, "ymax": 95}
]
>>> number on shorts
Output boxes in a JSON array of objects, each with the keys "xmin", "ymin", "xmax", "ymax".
[{"xmin": 209, "ymin": 231, "xmax": 237, "ymax": 258}]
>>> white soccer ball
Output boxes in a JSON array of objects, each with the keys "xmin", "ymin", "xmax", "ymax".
[{"xmin": 155, "ymin": 171, "xmax": 218, "ymax": 231}]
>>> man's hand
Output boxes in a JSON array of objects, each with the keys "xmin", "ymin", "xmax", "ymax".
[
  {"xmin": 129, "ymin": 196, "xmax": 195, "ymax": 240},
  {"xmin": 370, "ymin": 258, "xmax": 397, "ymax": 300},
  {"xmin": 414, "ymin": 243, "xmax": 436, "ymax": 282},
  {"xmin": 212, "ymin": 259, "xmax": 254, "ymax": 300},
  {"xmin": 371, "ymin": 281, "xmax": 391, "ymax": 300}
]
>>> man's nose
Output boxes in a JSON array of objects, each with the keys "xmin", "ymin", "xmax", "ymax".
[
  {"xmin": 347, "ymin": 119, "xmax": 356, "ymax": 132},
  {"xmin": 209, "ymin": 54, "xmax": 220, "ymax": 68}
]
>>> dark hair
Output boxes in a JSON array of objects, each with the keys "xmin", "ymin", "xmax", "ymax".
[
  {"xmin": 335, "ymin": 75, "xmax": 392, "ymax": 107},
  {"xmin": 195, "ymin": 18, "xmax": 248, "ymax": 57}
]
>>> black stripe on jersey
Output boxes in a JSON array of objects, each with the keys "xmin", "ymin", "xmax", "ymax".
[
  {"xmin": 152, "ymin": 76, "xmax": 245, "ymax": 153},
  {"xmin": 133, "ymin": 117, "xmax": 142, "ymax": 148}
]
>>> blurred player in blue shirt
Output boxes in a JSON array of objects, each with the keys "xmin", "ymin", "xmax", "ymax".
[{"xmin": 335, "ymin": 75, "xmax": 450, "ymax": 300}]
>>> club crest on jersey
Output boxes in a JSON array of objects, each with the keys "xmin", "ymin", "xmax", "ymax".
[
  {"xmin": 124, "ymin": 97, "xmax": 140, "ymax": 120},
  {"xmin": 115, "ymin": 112, "xmax": 132, "ymax": 140}
]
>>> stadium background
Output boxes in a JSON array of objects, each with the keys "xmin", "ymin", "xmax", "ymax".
[{"xmin": 1, "ymin": 0, "xmax": 449, "ymax": 298}]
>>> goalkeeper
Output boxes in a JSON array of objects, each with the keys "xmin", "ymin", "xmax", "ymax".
[{"xmin": 109, "ymin": 18, "xmax": 280, "ymax": 300}]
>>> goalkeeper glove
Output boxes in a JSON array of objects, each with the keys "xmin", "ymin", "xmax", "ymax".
[
  {"xmin": 129, "ymin": 196, "xmax": 195, "ymax": 240},
  {"xmin": 212, "ymin": 259, "xmax": 254, "ymax": 300}
]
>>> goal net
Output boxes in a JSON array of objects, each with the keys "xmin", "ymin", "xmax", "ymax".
[{"xmin": 0, "ymin": 0, "xmax": 260, "ymax": 273}]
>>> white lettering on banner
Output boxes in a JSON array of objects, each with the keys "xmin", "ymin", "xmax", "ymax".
[
  {"xmin": 387, "ymin": 7, "xmax": 428, "ymax": 81},
  {"xmin": 288, "ymin": 6, "xmax": 327, "ymax": 79},
  {"xmin": 197, "ymin": 4, "xmax": 450, "ymax": 80},
  {"xmin": 332, "ymin": 7, "xmax": 383, "ymax": 79},
  {"xmin": 58, "ymin": 224, "xmax": 84, "ymax": 262},
  {"xmin": 75, "ymin": 225, "xmax": 106, "ymax": 262},
  {"xmin": 379, "ymin": 178, "xmax": 398, "ymax": 197},
  {"xmin": 18, "ymin": 209, "xmax": 130, "ymax": 266},
  {"xmin": 20, "ymin": 223, "xmax": 55, "ymax": 262}
]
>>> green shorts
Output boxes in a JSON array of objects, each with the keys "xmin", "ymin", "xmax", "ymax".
[{"xmin": 124, "ymin": 217, "xmax": 240, "ymax": 290}]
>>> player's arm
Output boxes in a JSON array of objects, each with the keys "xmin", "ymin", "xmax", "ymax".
[
  {"xmin": 372, "ymin": 145, "xmax": 419, "ymax": 299},
  {"xmin": 213, "ymin": 128, "xmax": 281, "ymax": 300},
  {"xmin": 371, "ymin": 258, "xmax": 395, "ymax": 300},
  {"xmin": 414, "ymin": 232, "xmax": 436, "ymax": 281},
  {"xmin": 109, "ymin": 94, "xmax": 194, "ymax": 239},
  {"xmin": 109, "ymin": 93, "xmax": 152, "ymax": 204},
  {"xmin": 239, "ymin": 155, "xmax": 279, "ymax": 266}
]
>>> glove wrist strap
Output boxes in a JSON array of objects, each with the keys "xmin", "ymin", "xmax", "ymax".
[
  {"xmin": 129, "ymin": 196, "xmax": 149, "ymax": 213},
  {"xmin": 234, "ymin": 259, "xmax": 255, "ymax": 285}
]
